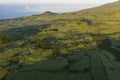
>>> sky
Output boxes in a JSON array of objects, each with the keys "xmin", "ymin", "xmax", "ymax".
[
  {"xmin": 0, "ymin": 0, "xmax": 118, "ymax": 19},
  {"xmin": 0, "ymin": 0, "xmax": 118, "ymax": 4}
]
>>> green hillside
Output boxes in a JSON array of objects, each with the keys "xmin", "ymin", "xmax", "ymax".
[{"xmin": 0, "ymin": 1, "xmax": 120, "ymax": 80}]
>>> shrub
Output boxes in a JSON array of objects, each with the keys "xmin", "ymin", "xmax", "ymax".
[{"xmin": 0, "ymin": 33, "xmax": 20, "ymax": 46}]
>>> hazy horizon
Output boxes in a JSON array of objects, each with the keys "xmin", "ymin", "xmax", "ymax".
[
  {"xmin": 0, "ymin": 4, "xmax": 98, "ymax": 19},
  {"xmin": 0, "ymin": 0, "xmax": 118, "ymax": 19}
]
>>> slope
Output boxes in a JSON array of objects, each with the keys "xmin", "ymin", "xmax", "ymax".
[{"xmin": 0, "ymin": 1, "xmax": 120, "ymax": 80}]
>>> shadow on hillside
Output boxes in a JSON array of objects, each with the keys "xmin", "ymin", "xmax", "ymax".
[
  {"xmin": 1, "ymin": 24, "xmax": 50, "ymax": 38},
  {"xmin": 98, "ymin": 39, "xmax": 120, "ymax": 62}
]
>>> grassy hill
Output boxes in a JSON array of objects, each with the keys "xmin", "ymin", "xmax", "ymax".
[{"xmin": 0, "ymin": 1, "xmax": 120, "ymax": 80}]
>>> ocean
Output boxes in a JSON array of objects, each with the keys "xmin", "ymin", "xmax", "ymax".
[{"xmin": 0, "ymin": 4, "xmax": 100, "ymax": 19}]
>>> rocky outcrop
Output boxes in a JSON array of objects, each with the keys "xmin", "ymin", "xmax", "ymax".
[{"xmin": 81, "ymin": 19, "xmax": 92, "ymax": 25}]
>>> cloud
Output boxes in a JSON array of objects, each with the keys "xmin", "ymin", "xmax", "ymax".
[
  {"xmin": 22, "ymin": 4, "xmax": 100, "ymax": 13},
  {"xmin": 25, "ymin": 6, "xmax": 31, "ymax": 9},
  {"xmin": 0, "ymin": 0, "xmax": 118, "ymax": 4}
]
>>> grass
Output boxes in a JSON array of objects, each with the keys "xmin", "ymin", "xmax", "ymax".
[{"xmin": 0, "ymin": 0, "xmax": 120, "ymax": 80}]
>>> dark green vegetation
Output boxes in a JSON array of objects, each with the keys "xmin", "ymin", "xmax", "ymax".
[{"xmin": 0, "ymin": 1, "xmax": 120, "ymax": 80}]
